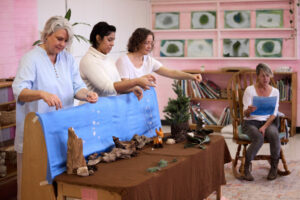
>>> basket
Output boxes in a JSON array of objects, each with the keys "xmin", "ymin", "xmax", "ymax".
[{"xmin": 0, "ymin": 104, "xmax": 16, "ymax": 126}]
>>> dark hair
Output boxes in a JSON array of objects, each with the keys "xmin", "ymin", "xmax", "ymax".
[
  {"xmin": 256, "ymin": 63, "xmax": 273, "ymax": 77},
  {"xmin": 127, "ymin": 28, "xmax": 155, "ymax": 53},
  {"xmin": 90, "ymin": 22, "xmax": 116, "ymax": 48}
]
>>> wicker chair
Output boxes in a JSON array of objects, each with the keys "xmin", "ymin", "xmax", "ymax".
[{"xmin": 228, "ymin": 71, "xmax": 290, "ymax": 179}]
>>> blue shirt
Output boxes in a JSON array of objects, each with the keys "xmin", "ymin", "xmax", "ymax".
[{"xmin": 12, "ymin": 46, "xmax": 86, "ymax": 153}]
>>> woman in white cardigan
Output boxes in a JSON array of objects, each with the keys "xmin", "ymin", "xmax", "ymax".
[{"xmin": 80, "ymin": 22, "xmax": 156, "ymax": 100}]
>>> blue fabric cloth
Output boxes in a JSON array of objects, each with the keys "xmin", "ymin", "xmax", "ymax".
[
  {"xmin": 12, "ymin": 46, "xmax": 86, "ymax": 153},
  {"xmin": 36, "ymin": 87, "xmax": 161, "ymax": 183}
]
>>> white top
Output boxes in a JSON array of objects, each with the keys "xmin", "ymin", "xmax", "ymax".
[
  {"xmin": 80, "ymin": 47, "xmax": 121, "ymax": 97},
  {"xmin": 243, "ymin": 85, "xmax": 279, "ymax": 121},
  {"xmin": 116, "ymin": 54, "xmax": 162, "ymax": 79}
]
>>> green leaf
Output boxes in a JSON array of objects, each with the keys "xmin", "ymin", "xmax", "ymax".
[
  {"xmin": 32, "ymin": 40, "xmax": 41, "ymax": 46},
  {"xmin": 74, "ymin": 34, "xmax": 90, "ymax": 43},
  {"xmin": 72, "ymin": 22, "xmax": 91, "ymax": 27},
  {"xmin": 158, "ymin": 160, "xmax": 168, "ymax": 168},
  {"xmin": 147, "ymin": 167, "xmax": 160, "ymax": 173},
  {"xmin": 74, "ymin": 35, "xmax": 80, "ymax": 43},
  {"xmin": 184, "ymin": 143, "xmax": 196, "ymax": 148},
  {"xmin": 65, "ymin": 9, "xmax": 71, "ymax": 20}
]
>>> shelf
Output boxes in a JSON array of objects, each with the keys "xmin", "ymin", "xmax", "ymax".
[
  {"xmin": 191, "ymin": 98, "xmax": 229, "ymax": 101},
  {"xmin": 0, "ymin": 81, "xmax": 13, "ymax": 89},
  {"xmin": 279, "ymin": 100, "xmax": 292, "ymax": 104},
  {"xmin": 156, "ymin": 57, "xmax": 298, "ymax": 61},
  {"xmin": 184, "ymin": 69, "xmax": 236, "ymax": 74},
  {"xmin": 0, "ymin": 100, "xmax": 16, "ymax": 107},
  {"xmin": 151, "ymin": 0, "xmax": 290, "ymax": 5},
  {"xmin": 189, "ymin": 123, "xmax": 223, "ymax": 132},
  {"xmin": 153, "ymin": 28, "xmax": 294, "ymax": 33},
  {"xmin": 0, "ymin": 124, "xmax": 16, "ymax": 130}
]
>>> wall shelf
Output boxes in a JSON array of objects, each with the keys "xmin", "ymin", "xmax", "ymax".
[{"xmin": 151, "ymin": 0, "xmax": 298, "ymax": 59}]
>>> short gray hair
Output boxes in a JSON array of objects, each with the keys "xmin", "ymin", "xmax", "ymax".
[
  {"xmin": 256, "ymin": 63, "xmax": 273, "ymax": 77},
  {"xmin": 41, "ymin": 16, "xmax": 74, "ymax": 48}
]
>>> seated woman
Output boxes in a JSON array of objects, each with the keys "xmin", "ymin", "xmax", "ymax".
[
  {"xmin": 242, "ymin": 63, "xmax": 280, "ymax": 181},
  {"xmin": 116, "ymin": 28, "xmax": 202, "ymax": 83},
  {"xmin": 80, "ymin": 22, "xmax": 156, "ymax": 100}
]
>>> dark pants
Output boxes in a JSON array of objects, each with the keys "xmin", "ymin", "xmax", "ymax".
[{"xmin": 242, "ymin": 119, "xmax": 281, "ymax": 162}]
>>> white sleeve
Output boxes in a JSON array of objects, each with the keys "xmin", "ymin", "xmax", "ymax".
[
  {"xmin": 272, "ymin": 88, "xmax": 280, "ymax": 116},
  {"xmin": 80, "ymin": 58, "xmax": 117, "ymax": 96},
  {"xmin": 243, "ymin": 86, "xmax": 253, "ymax": 112},
  {"xmin": 150, "ymin": 56, "xmax": 162, "ymax": 72},
  {"xmin": 116, "ymin": 56, "xmax": 130, "ymax": 79}
]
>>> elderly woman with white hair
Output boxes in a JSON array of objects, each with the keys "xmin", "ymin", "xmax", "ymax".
[
  {"xmin": 242, "ymin": 63, "xmax": 280, "ymax": 181},
  {"xmin": 12, "ymin": 16, "xmax": 98, "ymax": 199}
]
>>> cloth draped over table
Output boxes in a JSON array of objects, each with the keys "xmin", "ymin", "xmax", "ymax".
[{"xmin": 36, "ymin": 87, "xmax": 161, "ymax": 183}]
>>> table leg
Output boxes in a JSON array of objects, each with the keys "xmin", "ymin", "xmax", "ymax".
[{"xmin": 216, "ymin": 186, "xmax": 222, "ymax": 200}]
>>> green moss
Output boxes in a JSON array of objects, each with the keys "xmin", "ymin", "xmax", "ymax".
[
  {"xmin": 163, "ymin": 16, "xmax": 172, "ymax": 25},
  {"xmin": 200, "ymin": 14, "xmax": 209, "ymax": 25},
  {"xmin": 262, "ymin": 41, "xmax": 274, "ymax": 53},
  {"xmin": 167, "ymin": 44, "xmax": 179, "ymax": 53},
  {"xmin": 233, "ymin": 12, "xmax": 243, "ymax": 23}
]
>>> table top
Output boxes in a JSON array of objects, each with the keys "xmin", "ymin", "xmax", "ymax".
[{"xmin": 55, "ymin": 134, "xmax": 231, "ymax": 200}]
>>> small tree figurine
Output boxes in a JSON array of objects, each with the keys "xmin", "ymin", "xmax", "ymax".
[{"xmin": 163, "ymin": 81, "xmax": 190, "ymax": 142}]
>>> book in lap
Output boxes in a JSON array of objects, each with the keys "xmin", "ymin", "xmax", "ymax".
[{"xmin": 251, "ymin": 96, "xmax": 277, "ymax": 116}]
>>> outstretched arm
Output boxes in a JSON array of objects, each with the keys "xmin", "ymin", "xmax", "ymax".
[
  {"xmin": 155, "ymin": 66, "xmax": 202, "ymax": 82},
  {"xmin": 114, "ymin": 74, "xmax": 156, "ymax": 92},
  {"xmin": 75, "ymin": 88, "xmax": 98, "ymax": 103}
]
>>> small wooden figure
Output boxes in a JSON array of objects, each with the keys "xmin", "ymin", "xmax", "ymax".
[{"xmin": 153, "ymin": 128, "xmax": 164, "ymax": 148}]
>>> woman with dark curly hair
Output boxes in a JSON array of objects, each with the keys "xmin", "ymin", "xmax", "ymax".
[{"xmin": 116, "ymin": 28, "xmax": 202, "ymax": 82}]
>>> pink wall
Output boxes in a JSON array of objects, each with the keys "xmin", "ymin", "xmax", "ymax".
[
  {"xmin": 152, "ymin": 1, "xmax": 300, "ymax": 127},
  {"xmin": 0, "ymin": 0, "xmax": 38, "ymax": 79}
]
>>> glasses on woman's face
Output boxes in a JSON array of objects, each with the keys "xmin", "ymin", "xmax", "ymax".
[{"xmin": 143, "ymin": 41, "xmax": 154, "ymax": 47}]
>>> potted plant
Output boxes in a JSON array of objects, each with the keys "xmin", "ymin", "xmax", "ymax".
[{"xmin": 163, "ymin": 81, "xmax": 190, "ymax": 142}]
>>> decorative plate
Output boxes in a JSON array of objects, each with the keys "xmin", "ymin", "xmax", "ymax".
[
  {"xmin": 224, "ymin": 10, "xmax": 250, "ymax": 28},
  {"xmin": 155, "ymin": 12, "xmax": 179, "ymax": 29},
  {"xmin": 256, "ymin": 10, "xmax": 283, "ymax": 28},
  {"xmin": 187, "ymin": 39, "xmax": 213, "ymax": 57},
  {"xmin": 255, "ymin": 38, "xmax": 282, "ymax": 57},
  {"xmin": 160, "ymin": 40, "xmax": 184, "ymax": 57},
  {"xmin": 191, "ymin": 11, "xmax": 216, "ymax": 29},
  {"xmin": 223, "ymin": 39, "xmax": 249, "ymax": 57}
]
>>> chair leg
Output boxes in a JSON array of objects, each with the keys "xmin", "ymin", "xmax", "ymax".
[
  {"xmin": 232, "ymin": 144, "xmax": 242, "ymax": 178},
  {"xmin": 277, "ymin": 148, "xmax": 291, "ymax": 176},
  {"xmin": 239, "ymin": 144, "xmax": 247, "ymax": 176}
]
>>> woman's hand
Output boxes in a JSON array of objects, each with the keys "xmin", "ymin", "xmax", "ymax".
[
  {"xmin": 259, "ymin": 125, "xmax": 267, "ymax": 137},
  {"xmin": 86, "ymin": 91, "xmax": 98, "ymax": 103},
  {"xmin": 245, "ymin": 105, "xmax": 257, "ymax": 117},
  {"xmin": 137, "ymin": 74, "xmax": 157, "ymax": 90},
  {"xmin": 40, "ymin": 91, "xmax": 62, "ymax": 110},
  {"xmin": 132, "ymin": 86, "xmax": 143, "ymax": 101},
  {"xmin": 192, "ymin": 74, "xmax": 202, "ymax": 82}
]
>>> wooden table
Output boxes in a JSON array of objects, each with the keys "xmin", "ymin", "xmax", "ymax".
[{"xmin": 22, "ymin": 113, "xmax": 231, "ymax": 200}]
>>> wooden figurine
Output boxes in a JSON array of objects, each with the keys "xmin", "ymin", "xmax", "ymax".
[
  {"xmin": 66, "ymin": 127, "xmax": 89, "ymax": 176},
  {"xmin": 153, "ymin": 128, "xmax": 164, "ymax": 148}
]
